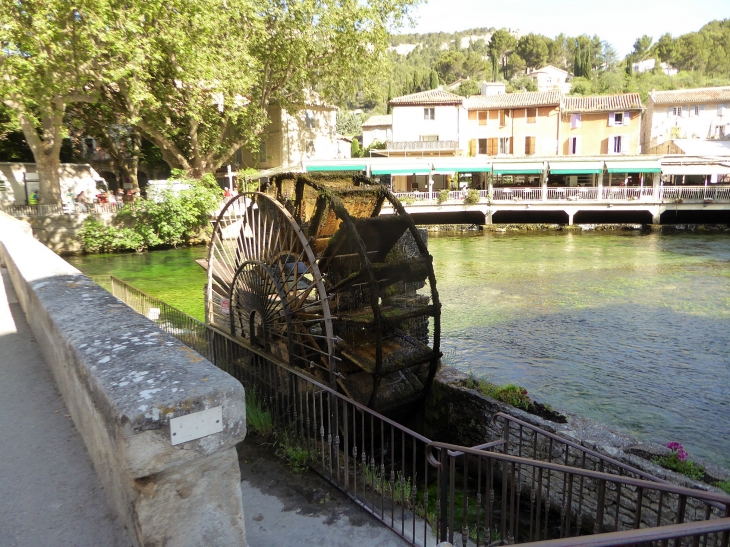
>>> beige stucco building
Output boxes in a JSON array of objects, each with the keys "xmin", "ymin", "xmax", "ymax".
[
  {"xmin": 560, "ymin": 94, "xmax": 644, "ymax": 156},
  {"xmin": 642, "ymin": 87, "xmax": 730, "ymax": 154},
  {"xmin": 361, "ymin": 115, "xmax": 392, "ymax": 148},
  {"xmin": 464, "ymin": 90, "xmax": 562, "ymax": 157},
  {"xmin": 237, "ymin": 95, "xmax": 339, "ymax": 171}
]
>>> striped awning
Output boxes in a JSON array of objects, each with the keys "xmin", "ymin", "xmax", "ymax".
[
  {"xmin": 548, "ymin": 161, "xmax": 604, "ymax": 175},
  {"xmin": 605, "ymin": 159, "xmax": 662, "ymax": 174},
  {"xmin": 492, "ymin": 162, "xmax": 544, "ymax": 175}
]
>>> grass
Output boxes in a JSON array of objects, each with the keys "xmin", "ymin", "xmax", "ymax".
[
  {"xmin": 715, "ymin": 479, "xmax": 730, "ymax": 495},
  {"xmin": 655, "ymin": 453, "xmax": 705, "ymax": 481},
  {"xmin": 245, "ymin": 389, "xmax": 273, "ymax": 437},
  {"xmin": 465, "ymin": 373, "xmax": 531, "ymax": 410},
  {"xmin": 274, "ymin": 431, "xmax": 310, "ymax": 473}
]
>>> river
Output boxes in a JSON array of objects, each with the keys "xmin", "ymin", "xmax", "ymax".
[{"xmin": 67, "ymin": 231, "xmax": 730, "ymax": 468}]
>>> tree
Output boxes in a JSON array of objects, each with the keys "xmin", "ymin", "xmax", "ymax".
[
  {"xmin": 487, "ymin": 29, "xmax": 517, "ymax": 81},
  {"xmin": 455, "ymin": 79, "xmax": 480, "ymax": 96},
  {"xmin": 507, "ymin": 53, "xmax": 527, "ymax": 79},
  {"xmin": 516, "ymin": 34, "xmax": 549, "ymax": 70},
  {"xmin": 336, "ymin": 111, "xmax": 362, "ymax": 137},
  {"xmin": 655, "ymin": 33, "xmax": 676, "ymax": 64},
  {"xmin": 429, "ymin": 70, "xmax": 440, "ymax": 90},
  {"xmin": 547, "ymin": 34, "xmax": 570, "ymax": 71},
  {"xmin": 435, "ymin": 50, "xmax": 466, "ymax": 83},
  {"xmin": 632, "ymin": 35, "xmax": 654, "ymax": 60},
  {"xmin": 0, "ymin": 1, "xmax": 97, "ymax": 204},
  {"xmin": 88, "ymin": 0, "xmax": 420, "ymax": 178}
]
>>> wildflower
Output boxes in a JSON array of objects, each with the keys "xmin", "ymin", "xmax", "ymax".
[
  {"xmin": 666, "ymin": 441, "xmax": 683, "ymax": 451},
  {"xmin": 677, "ymin": 449, "xmax": 688, "ymax": 461}
]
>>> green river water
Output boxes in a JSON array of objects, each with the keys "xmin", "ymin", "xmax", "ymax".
[{"xmin": 67, "ymin": 231, "xmax": 730, "ymax": 468}]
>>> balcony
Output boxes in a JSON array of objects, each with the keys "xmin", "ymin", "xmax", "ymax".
[{"xmin": 372, "ymin": 140, "xmax": 460, "ymax": 158}]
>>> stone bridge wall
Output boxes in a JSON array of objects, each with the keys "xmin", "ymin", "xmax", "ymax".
[{"xmin": 0, "ymin": 211, "xmax": 248, "ymax": 547}]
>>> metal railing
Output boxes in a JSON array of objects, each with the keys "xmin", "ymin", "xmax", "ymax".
[
  {"xmin": 389, "ymin": 141, "xmax": 459, "ymax": 150},
  {"xmin": 0, "ymin": 202, "xmax": 124, "ymax": 217},
  {"xmin": 102, "ymin": 275, "xmax": 730, "ymax": 547},
  {"xmin": 388, "ymin": 186, "xmax": 730, "ymax": 207}
]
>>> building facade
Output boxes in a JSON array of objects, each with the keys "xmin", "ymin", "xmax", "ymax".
[
  {"xmin": 361, "ymin": 115, "xmax": 392, "ymax": 148},
  {"xmin": 238, "ymin": 95, "xmax": 339, "ymax": 171},
  {"xmin": 642, "ymin": 87, "xmax": 730, "ymax": 154},
  {"xmin": 525, "ymin": 65, "xmax": 573, "ymax": 93},
  {"xmin": 560, "ymin": 94, "xmax": 644, "ymax": 156},
  {"xmin": 465, "ymin": 90, "xmax": 562, "ymax": 157}
]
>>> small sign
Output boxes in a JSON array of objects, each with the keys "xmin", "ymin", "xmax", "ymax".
[
  {"xmin": 147, "ymin": 307, "xmax": 161, "ymax": 320},
  {"xmin": 170, "ymin": 406, "xmax": 223, "ymax": 446},
  {"xmin": 123, "ymin": 182, "xmax": 133, "ymax": 190},
  {"xmin": 220, "ymin": 298, "xmax": 230, "ymax": 315}
]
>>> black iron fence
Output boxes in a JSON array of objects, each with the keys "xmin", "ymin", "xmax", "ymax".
[{"xmin": 103, "ymin": 275, "xmax": 730, "ymax": 547}]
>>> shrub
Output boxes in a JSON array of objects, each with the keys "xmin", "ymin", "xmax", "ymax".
[
  {"xmin": 437, "ymin": 189, "xmax": 450, "ymax": 204},
  {"xmin": 656, "ymin": 442, "xmax": 705, "ymax": 481},
  {"xmin": 717, "ymin": 479, "xmax": 730, "ymax": 495},
  {"xmin": 245, "ymin": 390, "xmax": 273, "ymax": 437},
  {"xmin": 463, "ymin": 189, "xmax": 480, "ymax": 205}
]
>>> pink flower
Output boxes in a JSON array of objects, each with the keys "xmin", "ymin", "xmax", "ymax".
[
  {"xmin": 677, "ymin": 449, "xmax": 688, "ymax": 461},
  {"xmin": 667, "ymin": 441, "xmax": 683, "ymax": 451}
]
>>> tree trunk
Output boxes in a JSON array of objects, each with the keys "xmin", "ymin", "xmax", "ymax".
[{"xmin": 35, "ymin": 155, "xmax": 62, "ymax": 205}]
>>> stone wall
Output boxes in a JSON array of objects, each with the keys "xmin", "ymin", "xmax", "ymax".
[
  {"xmin": 425, "ymin": 367, "xmax": 730, "ymax": 538},
  {"xmin": 18, "ymin": 212, "xmax": 115, "ymax": 255},
  {"xmin": 0, "ymin": 211, "xmax": 248, "ymax": 547}
]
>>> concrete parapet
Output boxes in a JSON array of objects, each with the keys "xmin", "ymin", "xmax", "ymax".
[{"xmin": 0, "ymin": 213, "xmax": 247, "ymax": 547}]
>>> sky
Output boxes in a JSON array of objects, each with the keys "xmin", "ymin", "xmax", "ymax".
[{"xmin": 399, "ymin": 0, "xmax": 730, "ymax": 57}]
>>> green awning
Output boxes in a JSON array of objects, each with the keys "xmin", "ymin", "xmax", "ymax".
[
  {"xmin": 549, "ymin": 161, "xmax": 604, "ymax": 175},
  {"xmin": 372, "ymin": 168, "xmax": 431, "ymax": 175},
  {"xmin": 493, "ymin": 162, "xmax": 544, "ymax": 175},
  {"xmin": 433, "ymin": 163, "xmax": 492, "ymax": 173},
  {"xmin": 605, "ymin": 160, "xmax": 662, "ymax": 174},
  {"xmin": 305, "ymin": 164, "xmax": 366, "ymax": 172}
]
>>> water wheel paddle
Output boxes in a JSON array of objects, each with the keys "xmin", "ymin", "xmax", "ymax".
[{"xmin": 204, "ymin": 173, "xmax": 441, "ymax": 413}]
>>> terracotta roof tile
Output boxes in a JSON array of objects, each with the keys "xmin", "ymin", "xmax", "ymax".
[
  {"xmin": 561, "ymin": 93, "xmax": 644, "ymax": 113},
  {"xmin": 361, "ymin": 114, "xmax": 392, "ymax": 127},
  {"xmin": 465, "ymin": 90, "xmax": 561, "ymax": 110},
  {"xmin": 389, "ymin": 89, "xmax": 464, "ymax": 106},
  {"xmin": 650, "ymin": 86, "xmax": 730, "ymax": 105}
]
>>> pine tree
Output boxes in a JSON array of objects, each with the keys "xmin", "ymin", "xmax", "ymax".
[
  {"xmin": 386, "ymin": 82, "xmax": 393, "ymax": 114},
  {"xmin": 429, "ymin": 69, "xmax": 439, "ymax": 90}
]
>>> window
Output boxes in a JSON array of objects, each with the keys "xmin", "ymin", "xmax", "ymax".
[
  {"xmin": 568, "ymin": 136, "xmax": 580, "ymax": 155},
  {"xmin": 424, "ymin": 108, "xmax": 435, "ymax": 120},
  {"xmin": 235, "ymin": 149, "xmax": 243, "ymax": 164},
  {"xmin": 609, "ymin": 111, "xmax": 630, "ymax": 126},
  {"xmin": 499, "ymin": 109, "xmax": 509, "ymax": 127},
  {"xmin": 525, "ymin": 136, "xmax": 536, "ymax": 155},
  {"xmin": 610, "ymin": 135, "xmax": 625, "ymax": 154},
  {"xmin": 478, "ymin": 139, "xmax": 487, "ymax": 155},
  {"xmin": 478, "ymin": 111, "xmax": 488, "ymax": 125},
  {"xmin": 672, "ymin": 106, "xmax": 683, "ymax": 117},
  {"xmin": 304, "ymin": 110, "xmax": 315, "ymax": 129},
  {"xmin": 259, "ymin": 141, "xmax": 267, "ymax": 162},
  {"xmin": 420, "ymin": 135, "xmax": 438, "ymax": 142},
  {"xmin": 526, "ymin": 108, "xmax": 537, "ymax": 124},
  {"xmin": 570, "ymin": 114, "xmax": 581, "ymax": 129},
  {"xmin": 690, "ymin": 105, "xmax": 699, "ymax": 116},
  {"xmin": 499, "ymin": 137, "xmax": 512, "ymax": 154}
]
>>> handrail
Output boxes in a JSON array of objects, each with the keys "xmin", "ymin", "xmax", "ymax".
[
  {"xmin": 425, "ymin": 440, "xmax": 730, "ymax": 506},
  {"xmin": 493, "ymin": 412, "xmax": 667, "ymax": 483},
  {"xmin": 107, "ymin": 275, "xmax": 433, "ymax": 445},
  {"xmin": 521, "ymin": 517, "xmax": 730, "ymax": 547}
]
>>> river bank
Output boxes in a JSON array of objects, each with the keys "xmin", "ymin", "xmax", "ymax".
[{"xmin": 67, "ymin": 229, "xmax": 730, "ymax": 469}]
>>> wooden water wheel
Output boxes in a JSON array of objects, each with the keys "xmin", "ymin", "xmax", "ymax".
[{"xmin": 204, "ymin": 173, "xmax": 441, "ymax": 414}]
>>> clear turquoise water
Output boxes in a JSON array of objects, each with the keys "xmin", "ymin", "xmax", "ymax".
[
  {"xmin": 68, "ymin": 233, "xmax": 730, "ymax": 467},
  {"xmin": 430, "ymin": 231, "xmax": 730, "ymax": 468}
]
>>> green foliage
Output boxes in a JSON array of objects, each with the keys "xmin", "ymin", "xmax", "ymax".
[
  {"xmin": 79, "ymin": 218, "xmax": 146, "ymax": 253},
  {"xmin": 507, "ymin": 76, "xmax": 538, "ymax": 92},
  {"xmin": 336, "ymin": 111, "xmax": 363, "ymax": 137},
  {"xmin": 455, "ymin": 79, "xmax": 481, "ymax": 97},
  {"xmin": 516, "ymin": 33, "xmax": 549, "ymax": 70},
  {"xmin": 463, "ymin": 189, "xmax": 480, "ymax": 205},
  {"xmin": 79, "ymin": 176, "xmax": 220, "ymax": 253},
  {"xmin": 716, "ymin": 479, "xmax": 730, "ymax": 495},
  {"xmin": 351, "ymin": 138, "xmax": 362, "ymax": 158},
  {"xmin": 656, "ymin": 453, "xmax": 705, "ymax": 481},
  {"xmin": 245, "ymin": 390, "xmax": 273, "ymax": 438},
  {"xmin": 464, "ymin": 374, "xmax": 531, "ymax": 410},
  {"xmin": 437, "ymin": 189, "xmax": 450, "ymax": 204},
  {"xmin": 274, "ymin": 431, "xmax": 310, "ymax": 473}
]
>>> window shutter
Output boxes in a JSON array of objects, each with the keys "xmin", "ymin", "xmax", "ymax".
[
  {"xmin": 469, "ymin": 111, "xmax": 477, "ymax": 121},
  {"xmin": 509, "ymin": 138, "xmax": 513, "ymax": 154},
  {"xmin": 575, "ymin": 136, "xmax": 581, "ymax": 155},
  {"xmin": 608, "ymin": 135, "xmax": 615, "ymax": 154},
  {"xmin": 488, "ymin": 138, "xmax": 497, "ymax": 156},
  {"xmin": 624, "ymin": 112, "xmax": 630, "ymax": 125},
  {"xmin": 571, "ymin": 114, "xmax": 581, "ymax": 129},
  {"xmin": 668, "ymin": 107, "xmax": 673, "ymax": 117},
  {"xmin": 700, "ymin": 105, "xmax": 705, "ymax": 112},
  {"xmin": 469, "ymin": 139, "xmax": 476, "ymax": 156}
]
